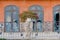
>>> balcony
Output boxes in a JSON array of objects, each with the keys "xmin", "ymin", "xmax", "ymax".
[{"xmin": 0, "ymin": 21, "xmax": 59, "ymax": 39}]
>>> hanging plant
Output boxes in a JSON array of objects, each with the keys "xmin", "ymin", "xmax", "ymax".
[{"xmin": 19, "ymin": 11, "xmax": 39, "ymax": 22}]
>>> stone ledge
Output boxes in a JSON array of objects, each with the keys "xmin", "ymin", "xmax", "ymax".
[{"xmin": 0, "ymin": 32, "xmax": 59, "ymax": 39}]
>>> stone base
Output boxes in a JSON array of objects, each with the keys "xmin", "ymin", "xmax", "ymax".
[{"xmin": 0, "ymin": 32, "xmax": 60, "ymax": 39}]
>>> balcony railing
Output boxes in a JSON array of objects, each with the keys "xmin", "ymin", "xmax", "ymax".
[
  {"xmin": 0, "ymin": 21, "xmax": 60, "ymax": 33},
  {"xmin": 0, "ymin": 21, "xmax": 60, "ymax": 39}
]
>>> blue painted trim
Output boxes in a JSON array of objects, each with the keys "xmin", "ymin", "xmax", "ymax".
[
  {"xmin": 4, "ymin": 5, "xmax": 20, "ymax": 32},
  {"xmin": 53, "ymin": 5, "xmax": 60, "ymax": 32},
  {"xmin": 29, "ymin": 5, "xmax": 44, "ymax": 22},
  {"xmin": 29, "ymin": 5, "xmax": 44, "ymax": 32}
]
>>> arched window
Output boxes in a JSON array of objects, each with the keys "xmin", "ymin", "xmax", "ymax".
[
  {"xmin": 53, "ymin": 5, "xmax": 60, "ymax": 32},
  {"xmin": 4, "ymin": 5, "xmax": 20, "ymax": 32},
  {"xmin": 29, "ymin": 5, "xmax": 44, "ymax": 32}
]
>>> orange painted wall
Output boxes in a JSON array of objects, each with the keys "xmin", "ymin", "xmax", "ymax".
[{"xmin": 0, "ymin": 1, "xmax": 60, "ymax": 22}]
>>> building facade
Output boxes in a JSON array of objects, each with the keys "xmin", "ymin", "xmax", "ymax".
[{"xmin": 0, "ymin": 0, "xmax": 60, "ymax": 39}]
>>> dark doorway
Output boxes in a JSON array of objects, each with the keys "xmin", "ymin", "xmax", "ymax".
[
  {"xmin": 55, "ymin": 12, "xmax": 59, "ymax": 32},
  {"xmin": 56, "ymin": 13, "xmax": 59, "ymax": 25}
]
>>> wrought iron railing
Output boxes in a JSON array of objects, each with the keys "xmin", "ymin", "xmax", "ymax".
[
  {"xmin": 0, "ymin": 21, "xmax": 60, "ymax": 33},
  {"xmin": 0, "ymin": 21, "xmax": 59, "ymax": 39}
]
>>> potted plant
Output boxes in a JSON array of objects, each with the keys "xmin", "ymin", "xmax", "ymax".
[{"xmin": 19, "ymin": 11, "xmax": 38, "ymax": 22}]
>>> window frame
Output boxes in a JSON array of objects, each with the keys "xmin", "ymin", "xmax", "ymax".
[
  {"xmin": 4, "ymin": 5, "xmax": 20, "ymax": 32},
  {"xmin": 29, "ymin": 5, "xmax": 44, "ymax": 32}
]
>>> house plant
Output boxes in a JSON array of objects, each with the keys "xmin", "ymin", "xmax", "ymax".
[{"xmin": 19, "ymin": 11, "xmax": 38, "ymax": 22}]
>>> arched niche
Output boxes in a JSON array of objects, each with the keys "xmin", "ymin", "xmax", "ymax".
[
  {"xmin": 4, "ymin": 5, "xmax": 20, "ymax": 32},
  {"xmin": 29, "ymin": 5, "xmax": 44, "ymax": 32},
  {"xmin": 53, "ymin": 5, "xmax": 60, "ymax": 32}
]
